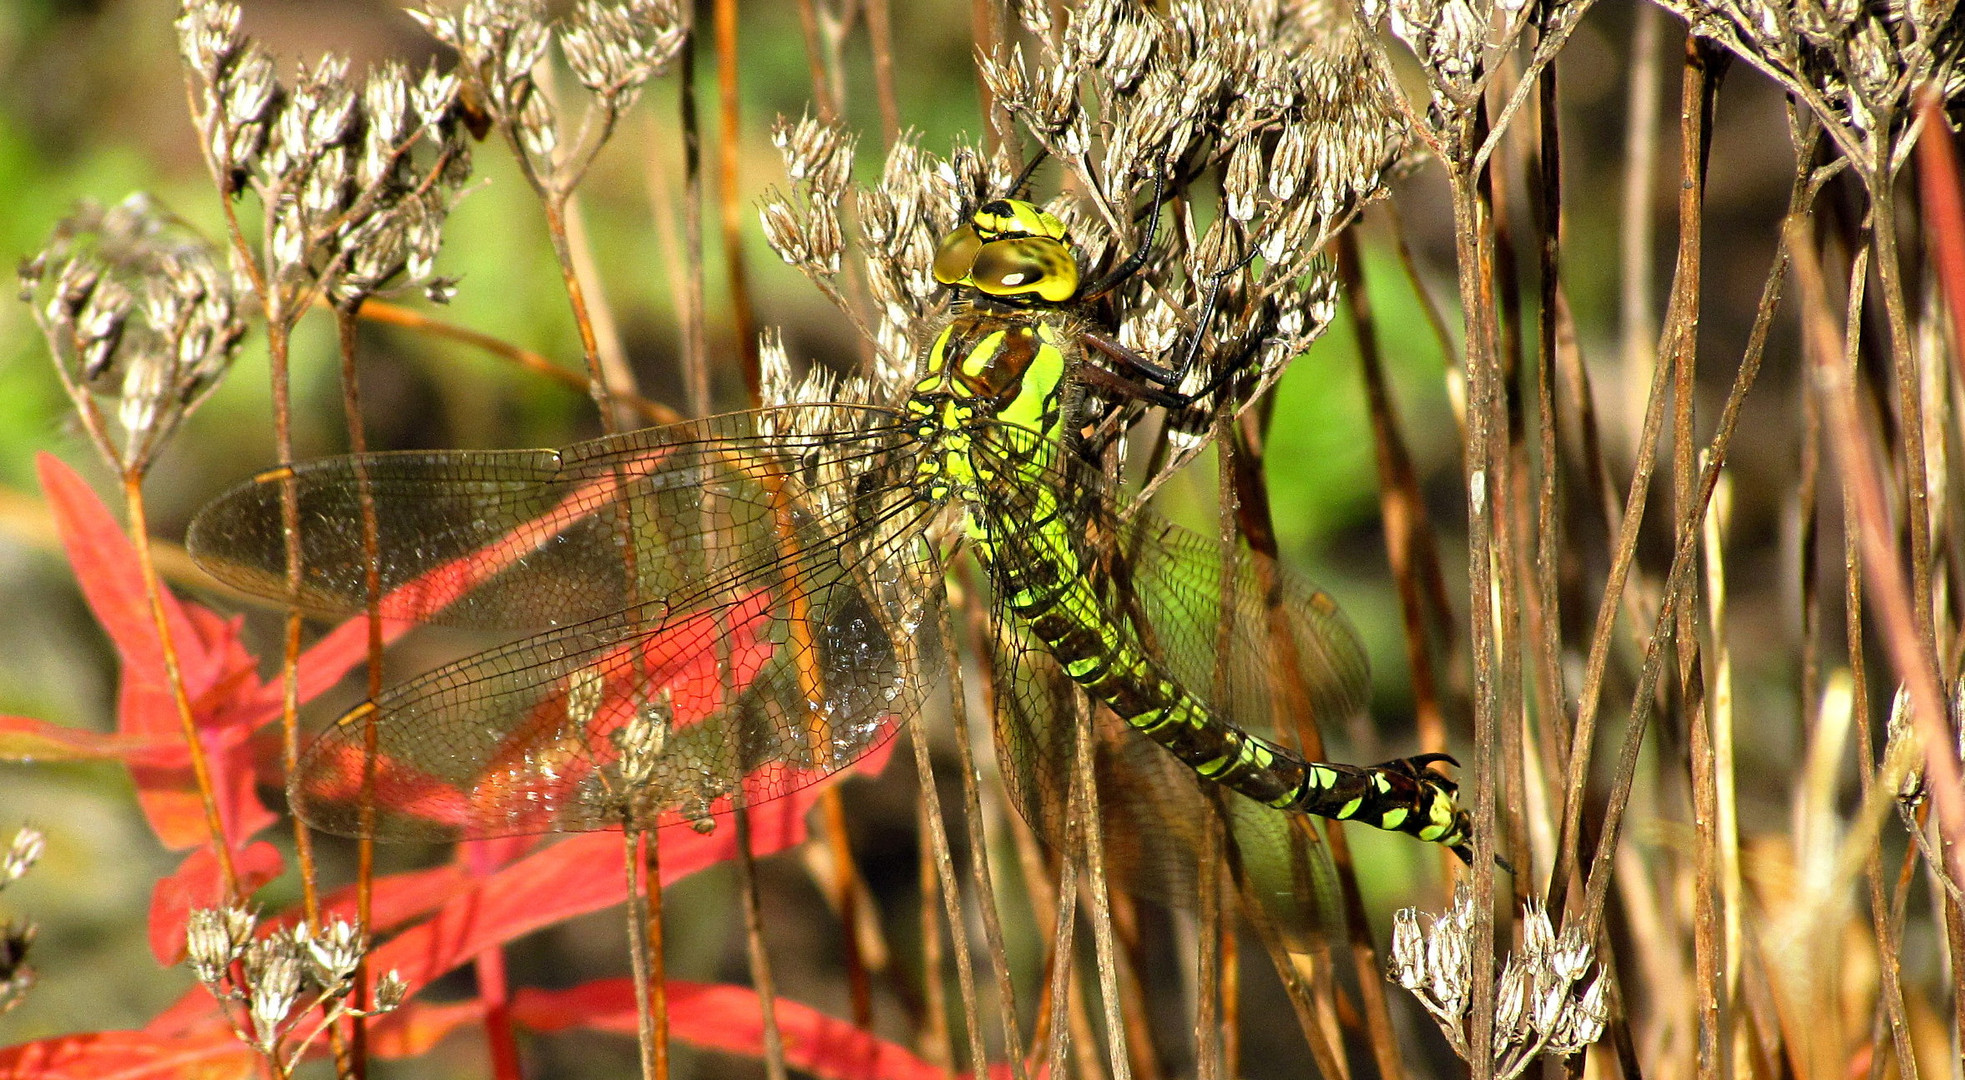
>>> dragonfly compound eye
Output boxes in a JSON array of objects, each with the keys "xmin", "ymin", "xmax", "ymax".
[
  {"xmin": 932, "ymin": 225, "xmax": 984, "ymax": 287},
  {"xmin": 968, "ymin": 236, "xmax": 1078, "ymax": 302}
]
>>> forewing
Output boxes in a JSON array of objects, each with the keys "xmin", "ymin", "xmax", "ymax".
[
  {"xmin": 188, "ymin": 404, "xmax": 906, "ymax": 631},
  {"xmin": 221, "ymin": 403, "xmax": 943, "ymax": 841}
]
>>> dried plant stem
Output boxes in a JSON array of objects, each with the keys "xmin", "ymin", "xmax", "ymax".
[
  {"xmin": 1486, "ymin": 86, "xmax": 1533, "ymax": 911},
  {"xmin": 937, "ymin": 588, "xmax": 1030, "ymax": 1080},
  {"xmin": 1660, "ymin": 39, "xmax": 1720, "ymax": 1080},
  {"xmin": 677, "ymin": 32, "xmax": 711, "ymax": 417},
  {"xmin": 1618, "ymin": 5, "xmax": 1665, "ymax": 404},
  {"xmin": 1446, "ymin": 149, "xmax": 1503, "ymax": 1080},
  {"xmin": 715, "ymin": 0, "xmax": 761, "ymax": 404},
  {"xmin": 1915, "ymin": 90, "xmax": 1965, "ymax": 387},
  {"xmin": 1070, "ymin": 692, "xmax": 1133, "ymax": 1080},
  {"xmin": 1867, "ymin": 183, "xmax": 1937, "ymax": 652},
  {"xmin": 121, "ymin": 473, "xmax": 239, "ymax": 897},
  {"xmin": 865, "ymin": 0, "xmax": 900, "ymax": 147},
  {"xmin": 334, "ymin": 304, "xmax": 384, "ymax": 1079},
  {"xmin": 265, "ymin": 316, "xmax": 326, "ymax": 931},
  {"xmin": 910, "ymin": 608, "xmax": 993, "ymax": 1080},
  {"xmin": 732, "ymin": 809, "xmax": 789, "ymax": 1080},
  {"xmin": 1792, "ymin": 218, "xmax": 1965, "ymax": 907},
  {"xmin": 1524, "ymin": 51, "xmax": 1566, "ymax": 885},
  {"xmin": 792, "ymin": 0, "xmax": 840, "ymax": 122},
  {"xmin": 1697, "ymin": 463, "xmax": 1750, "ymax": 1074},
  {"xmin": 543, "ymin": 195, "xmax": 635, "ymax": 432},
  {"xmin": 559, "ymin": 190, "xmax": 636, "ymax": 416},
  {"xmin": 623, "ymin": 828, "xmax": 669, "ymax": 1080},
  {"xmin": 1194, "ymin": 805, "xmax": 1221, "ymax": 1080}
]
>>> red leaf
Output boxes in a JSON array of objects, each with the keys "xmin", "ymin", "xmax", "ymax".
[
  {"xmin": 511, "ymin": 979, "xmax": 954, "ymax": 1080},
  {"xmin": 369, "ymin": 999, "xmax": 485, "ymax": 1058},
  {"xmin": 0, "ymin": 1029, "xmax": 254, "ymax": 1080},
  {"xmin": 368, "ymin": 791, "xmax": 820, "ymax": 993},
  {"xmin": 147, "ymin": 841, "xmax": 286, "ymax": 964},
  {"xmin": 0, "ymin": 715, "xmax": 175, "ymax": 763},
  {"xmin": 36, "ymin": 454, "xmax": 277, "ymax": 850}
]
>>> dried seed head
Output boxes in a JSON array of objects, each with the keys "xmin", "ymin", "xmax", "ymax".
[
  {"xmin": 773, "ymin": 113, "xmax": 856, "ymax": 199},
  {"xmin": 247, "ymin": 948, "xmax": 302, "ymax": 1050},
  {"xmin": 370, "ymin": 970, "xmax": 409, "ymax": 1013},
  {"xmin": 0, "ymin": 828, "xmax": 44, "ymax": 888},
  {"xmin": 760, "ymin": 198, "xmax": 812, "ymax": 270},
  {"xmin": 619, "ymin": 690, "xmax": 674, "ymax": 789},
  {"xmin": 176, "ymin": 0, "xmax": 244, "ymax": 84},
  {"xmin": 186, "ymin": 908, "xmax": 241, "ymax": 985},
  {"xmin": 294, "ymin": 918, "xmax": 368, "ymax": 990},
  {"xmin": 1388, "ymin": 906, "xmax": 1426, "ymax": 989},
  {"xmin": 24, "ymin": 195, "xmax": 247, "ymax": 474},
  {"xmin": 0, "ymin": 919, "xmax": 34, "ymax": 1014},
  {"xmin": 561, "ymin": 0, "xmax": 685, "ymax": 107}
]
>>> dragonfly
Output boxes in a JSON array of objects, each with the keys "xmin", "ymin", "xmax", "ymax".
[{"xmin": 188, "ymin": 189, "xmax": 1473, "ymax": 928}]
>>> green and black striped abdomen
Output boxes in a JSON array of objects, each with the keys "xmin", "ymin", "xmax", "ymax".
[{"xmin": 972, "ymin": 485, "xmax": 1475, "ymax": 861}]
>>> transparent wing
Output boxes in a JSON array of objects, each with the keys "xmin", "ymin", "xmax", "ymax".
[
  {"xmin": 975, "ymin": 428, "xmax": 1363, "ymax": 950},
  {"xmin": 189, "ymin": 404, "xmax": 947, "ymax": 841},
  {"xmin": 189, "ymin": 403, "xmax": 909, "ymax": 630}
]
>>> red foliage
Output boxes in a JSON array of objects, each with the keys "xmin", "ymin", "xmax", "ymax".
[
  {"xmin": 0, "ymin": 1029, "xmax": 255, "ymax": 1080},
  {"xmin": 3, "ymin": 453, "xmax": 923, "ymax": 1079}
]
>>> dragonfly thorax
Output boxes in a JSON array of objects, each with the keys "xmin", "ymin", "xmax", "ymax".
[{"xmin": 905, "ymin": 307, "xmax": 1076, "ymax": 507}]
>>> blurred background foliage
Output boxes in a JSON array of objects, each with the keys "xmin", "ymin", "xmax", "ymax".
[{"xmin": 0, "ymin": 0, "xmax": 1814, "ymax": 1070}]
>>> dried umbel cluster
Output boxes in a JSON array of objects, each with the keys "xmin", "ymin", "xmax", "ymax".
[
  {"xmin": 185, "ymin": 906, "xmax": 406, "ymax": 1066},
  {"xmin": 761, "ymin": 0, "xmax": 1395, "ymax": 455},
  {"xmin": 177, "ymin": 0, "xmax": 470, "ymax": 313},
  {"xmin": 1390, "ymin": 886, "xmax": 1609, "ymax": 1080},
  {"xmin": 0, "ymin": 827, "xmax": 44, "ymax": 1016},
  {"xmin": 19, "ymin": 196, "xmax": 248, "ymax": 475},
  {"xmin": 1356, "ymin": 0, "xmax": 1595, "ymax": 167},
  {"xmin": 1656, "ymin": 0, "xmax": 1964, "ymax": 177},
  {"xmin": 413, "ymin": 0, "xmax": 687, "ymax": 199}
]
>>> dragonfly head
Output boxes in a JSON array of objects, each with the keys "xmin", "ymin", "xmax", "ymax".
[{"xmin": 932, "ymin": 199, "xmax": 1081, "ymax": 305}]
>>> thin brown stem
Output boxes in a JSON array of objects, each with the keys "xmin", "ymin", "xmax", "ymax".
[
  {"xmin": 122, "ymin": 472, "xmax": 238, "ymax": 898},
  {"xmin": 677, "ymin": 27, "xmax": 711, "ymax": 417},
  {"xmin": 733, "ymin": 809, "xmax": 789, "ymax": 1080},
  {"xmin": 865, "ymin": 0, "xmax": 901, "ymax": 148},
  {"xmin": 334, "ymin": 303, "xmax": 382, "ymax": 1080},
  {"xmin": 1793, "ymin": 220, "xmax": 1965, "ymax": 906},
  {"xmin": 715, "ymin": 0, "xmax": 760, "ymax": 407}
]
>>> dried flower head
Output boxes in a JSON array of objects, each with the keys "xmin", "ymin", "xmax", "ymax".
[
  {"xmin": 0, "ymin": 920, "xmax": 35, "ymax": 1016},
  {"xmin": 20, "ymin": 194, "xmax": 247, "ymax": 475},
  {"xmin": 413, "ymin": 0, "xmax": 685, "ymax": 195},
  {"xmin": 1391, "ymin": 887, "xmax": 1608, "ymax": 1080},
  {"xmin": 176, "ymin": 0, "xmax": 470, "ymax": 316},
  {"xmin": 0, "ymin": 828, "xmax": 43, "ymax": 890},
  {"xmin": 183, "ymin": 905, "xmax": 402, "ymax": 1071},
  {"xmin": 761, "ymin": 1, "xmax": 1394, "ymax": 487},
  {"xmin": 1655, "ymin": 0, "xmax": 1965, "ymax": 180}
]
